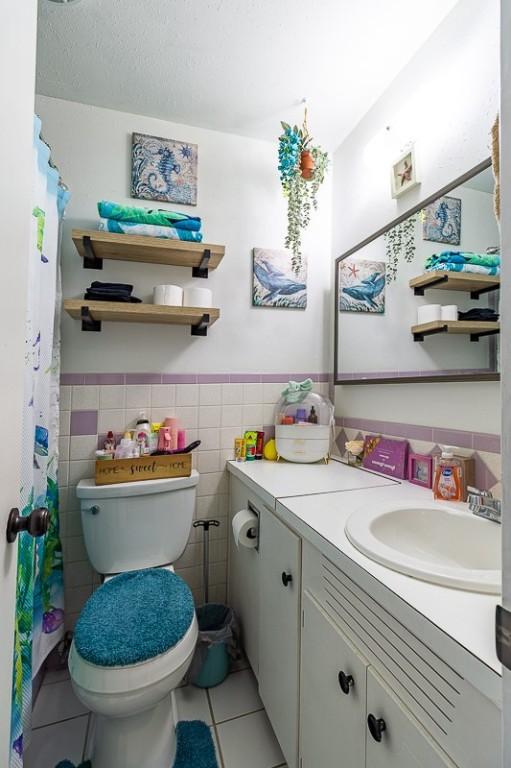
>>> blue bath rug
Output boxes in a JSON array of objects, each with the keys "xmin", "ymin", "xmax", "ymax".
[{"xmin": 54, "ymin": 719, "xmax": 218, "ymax": 768}]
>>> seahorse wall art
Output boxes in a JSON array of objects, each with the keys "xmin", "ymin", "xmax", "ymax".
[{"xmin": 131, "ymin": 132, "xmax": 198, "ymax": 206}]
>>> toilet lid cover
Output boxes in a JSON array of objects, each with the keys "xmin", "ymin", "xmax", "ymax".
[{"xmin": 74, "ymin": 568, "xmax": 195, "ymax": 667}]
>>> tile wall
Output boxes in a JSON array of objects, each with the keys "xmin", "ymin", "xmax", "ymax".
[{"xmin": 58, "ymin": 373, "xmax": 330, "ymax": 630}]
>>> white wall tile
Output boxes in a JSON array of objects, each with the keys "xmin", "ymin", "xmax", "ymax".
[
  {"xmin": 70, "ymin": 435, "xmax": 97, "ymax": 461},
  {"xmin": 60, "ymin": 410, "xmax": 71, "ymax": 436},
  {"xmin": 59, "ymin": 436, "xmax": 70, "ymax": 462},
  {"xmin": 69, "ymin": 460, "xmax": 95, "ymax": 486},
  {"xmin": 98, "ymin": 408, "xmax": 125, "ymax": 433},
  {"xmin": 242, "ymin": 404, "xmax": 263, "ymax": 426},
  {"xmin": 263, "ymin": 382, "xmax": 283, "ymax": 404},
  {"xmin": 198, "ymin": 471, "xmax": 228, "ymax": 497},
  {"xmin": 176, "ymin": 384, "xmax": 199, "ymax": 406},
  {"xmin": 199, "ymin": 406, "xmax": 222, "ymax": 429},
  {"xmin": 263, "ymin": 404, "xmax": 276, "ymax": 425},
  {"xmin": 199, "ymin": 384, "xmax": 222, "ymax": 405},
  {"xmin": 197, "ymin": 450, "xmax": 221, "ymax": 474},
  {"xmin": 222, "ymin": 383, "xmax": 243, "ymax": 404},
  {"xmin": 151, "ymin": 407, "xmax": 176, "ymax": 423},
  {"xmin": 125, "ymin": 385, "xmax": 151, "ymax": 409},
  {"xmin": 220, "ymin": 427, "xmax": 240, "ymax": 450},
  {"xmin": 242, "ymin": 383, "xmax": 263, "ymax": 404},
  {"xmin": 151, "ymin": 384, "xmax": 176, "ymax": 407},
  {"xmin": 197, "ymin": 429, "xmax": 221, "ymax": 450},
  {"xmin": 196, "ymin": 495, "xmax": 219, "ymax": 519},
  {"xmin": 60, "ymin": 510, "xmax": 82, "ymax": 538},
  {"xmin": 64, "ymin": 585, "xmax": 93, "ymax": 613},
  {"xmin": 175, "ymin": 406, "xmax": 199, "ymax": 429},
  {"xmin": 72, "ymin": 385, "xmax": 99, "ymax": 410},
  {"xmin": 62, "ymin": 535, "xmax": 88, "ymax": 563},
  {"xmin": 64, "ymin": 560, "xmax": 93, "ymax": 588},
  {"xmin": 60, "ymin": 386, "xmax": 71, "ymax": 411},
  {"xmin": 99, "ymin": 384, "xmax": 126, "ymax": 410},
  {"xmin": 221, "ymin": 404, "xmax": 242, "ymax": 427},
  {"xmin": 58, "ymin": 461, "xmax": 69, "ymax": 488}
]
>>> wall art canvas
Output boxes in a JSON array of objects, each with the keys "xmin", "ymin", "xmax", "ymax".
[
  {"xmin": 422, "ymin": 195, "xmax": 461, "ymax": 245},
  {"xmin": 131, "ymin": 132, "xmax": 198, "ymax": 206},
  {"xmin": 339, "ymin": 259, "xmax": 386, "ymax": 313},
  {"xmin": 390, "ymin": 145, "xmax": 419, "ymax": 198},
  {"xmin": 252, "ymin": 248, "xmax": 307, "ymax": 309}
]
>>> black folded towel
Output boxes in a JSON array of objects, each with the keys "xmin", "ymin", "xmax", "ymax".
[
  {"xmin": 84, "ymin": 291, "xmax": 142, "ymax": 303},
  {"xmin": 458, "ymin": 308, "xmax": 499, "ymax": 322},
  {"xmin": 90, "ymin": 281, "xmax": 134, "ymax": 292}
]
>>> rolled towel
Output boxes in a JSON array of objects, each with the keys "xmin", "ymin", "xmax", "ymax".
[
  {"xmin": 98, "ymin": 217, "xmax": 203, "ymax": 243},
  {"xmin": 97, "ymin": 200, "xmax": 201, "ymax": 230}
]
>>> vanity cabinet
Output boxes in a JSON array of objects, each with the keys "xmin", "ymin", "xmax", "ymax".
[
  {"xmin": 300, "ymin": 592, "xmax": 367, "ymax": 768},
  {"xmin": 258, "ymin": 505, "xmax": 301, "ymax": 768}
]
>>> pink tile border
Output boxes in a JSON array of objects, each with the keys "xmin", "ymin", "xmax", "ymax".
[
  {"xmin": 62, "ymin": 371, "xmax": 329, "ymax": 385},
  {"xmin": 337, "ymin": 416, "xmax": 500, "ymax": 454}
]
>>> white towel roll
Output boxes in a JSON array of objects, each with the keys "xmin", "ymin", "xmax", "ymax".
[{"xmin": 183, "ymin": 286, "xmax": 213, "ymax": 308}]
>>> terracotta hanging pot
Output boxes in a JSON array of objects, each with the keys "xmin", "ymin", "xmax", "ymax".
[{"xmin": 300, "ymin": 150, "xmax": 315, "ymax": 179}]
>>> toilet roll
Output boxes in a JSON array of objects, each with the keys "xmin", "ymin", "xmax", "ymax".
[
  {"xmin": 164, "ymin": 285, "xmax": 184, "ymax": 306},
  {"xmin": 417, "ymin": 304, "xmax": 441, "ymax": 325},
  {"xmin": 232, "ymin": 509, "xmax": 258, "ymax": 549},
  {"xmin": 441, "ymin": 304, "xmax": 458, "ymax": 321},
  {"xmin": 153, "ymin": 285, "xmax": 167, "ymax": 305},
  {"xmin": 183, "ymin": 286, "xmax": 213, "ymax": 308}
]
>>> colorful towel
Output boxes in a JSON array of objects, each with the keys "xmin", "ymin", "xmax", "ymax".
[
  {"xmin": 98, "ymin": 200, "xmax": 201, "ymax": 231},
  {"xmin": 425, "ymin": 251, "xmax": 500, "ymax": 270},
  {"xmin": 425, "ymin": 262, "xmax": 500, "ymax": 276},
  {"xmin": 99, "ymin": 218, "xmax": 203, "ymax": 243}
]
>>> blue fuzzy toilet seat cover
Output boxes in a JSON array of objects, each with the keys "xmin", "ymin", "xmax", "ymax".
[{"xmin": 74, "ymin": 568, "xmax": 195, "ymax": 667}]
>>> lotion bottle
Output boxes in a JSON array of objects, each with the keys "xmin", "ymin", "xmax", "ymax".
[{"xmin": 433, "ymin": 446, "xmax": 463, "ymax": 501}]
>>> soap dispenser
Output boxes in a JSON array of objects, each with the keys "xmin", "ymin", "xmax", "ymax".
[{"xmin": 432, "ymin": 446, "xmax": 463, "ymax": 501}]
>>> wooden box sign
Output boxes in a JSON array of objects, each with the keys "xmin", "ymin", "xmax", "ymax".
[{"xmin": 95, "ymin": 453, "xmax": 192, "ymax": 486}]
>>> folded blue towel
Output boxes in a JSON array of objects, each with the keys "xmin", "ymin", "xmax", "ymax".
[{"xmin": 99, "ymin": 218, "xmax": 203, "ymax": 243}]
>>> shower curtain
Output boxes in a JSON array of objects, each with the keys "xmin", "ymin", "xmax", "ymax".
[{"xmin": 10, "ymin": 116, "xmax": 69, "ymax": 766}]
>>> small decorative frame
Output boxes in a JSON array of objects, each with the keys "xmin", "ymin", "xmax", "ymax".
[
  {"xmin": 408, "ymin": 453, "xmax": 433, "ymax": 488},
  {"xmin": 391, "ymin": 145, "xmax": 419, "ymax": 199}
]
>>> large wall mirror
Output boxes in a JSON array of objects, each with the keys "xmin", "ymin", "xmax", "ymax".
[{"xmin": 334, "ymin": 159, "xmax": 500, "ymax": 385}]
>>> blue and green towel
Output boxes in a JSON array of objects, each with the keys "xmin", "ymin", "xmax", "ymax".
[
  {"xmin": 97, "ymin": 200, "xmax": 203, "ymax": 242},
  {"xmin": 425, "ymin": 251, "xmax": 500, "ymax": 276}
]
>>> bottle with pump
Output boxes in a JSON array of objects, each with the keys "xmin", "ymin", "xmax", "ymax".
[{"xmin": 433, "ymin": 446, "xmax": 463, "ymax": 501}]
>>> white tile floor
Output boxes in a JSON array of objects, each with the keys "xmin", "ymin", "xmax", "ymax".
[{"xmin": 24, "ymin": 661, "xmax": 287, "ymax": 768}]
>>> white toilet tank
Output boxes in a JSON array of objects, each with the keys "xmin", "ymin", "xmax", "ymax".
[{"xmin": 76, "ymin": 471, "xmax": 199, "ymax": 575}]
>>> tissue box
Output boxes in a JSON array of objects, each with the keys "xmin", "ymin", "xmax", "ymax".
[{"xmin": 362, "ymin": 435, "xmax": 409, "ymax": 479}]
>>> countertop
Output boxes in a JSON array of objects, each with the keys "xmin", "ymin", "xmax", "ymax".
[{"xmin": 227, "ymin": 458, "xmax": 501, "ymax": 697}]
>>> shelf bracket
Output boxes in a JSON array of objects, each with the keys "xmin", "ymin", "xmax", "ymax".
[
  {"xmin": 470, "ymin": 328, "xmax": 500, "ymax": 342},
  {"xmin": 413, "ymin": 324, "xmax": 448, "ymax": 342},
  {"xmin": 191, "ymin": 313, "xmax": 210, "ymax": 337},
  {"xmin": 413, "ymin": 274, "xmax": 449, "ymax": 295},
  {"xmin": 470, "ymin": 284, "xmax": 500, "ymax": 300},
  {"xmin": 81, "ymin": 305, "xmax": 102, "ymax": 332},
  {"xmin": 192, "ymin": 248, "xmax": 211, "ymax": 279},
  {"xmin": 82, "ymin": 235, "xmax": 103, "ymax": 270}
]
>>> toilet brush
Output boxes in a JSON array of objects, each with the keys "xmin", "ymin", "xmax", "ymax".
[{"xmin": 193, "ymin": 519, "xmax": 220, "ymax": 603}]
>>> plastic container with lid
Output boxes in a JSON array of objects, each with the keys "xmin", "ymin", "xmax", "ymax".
[{"xmin": 275, "ymin": 390, "xmax": 334, "ymax": 463}]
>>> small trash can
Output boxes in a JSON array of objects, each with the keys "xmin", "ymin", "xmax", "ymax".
[{"xmin": 189, "ymin": 520, "xmax": 239, "ymax": 688}]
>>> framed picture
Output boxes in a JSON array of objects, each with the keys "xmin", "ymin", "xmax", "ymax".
[
  {"xmin": 408, "ymin": 453, "xmax": 433, "ymax": 488},
  {"xmin": 338, "ymin": 259, "xmax": 385, "ymax": 314},
  {"xmin": 422, "ymin": 195, "xmax": 462, "ymax": 245},
  {"xmin": 252, "ymin": 248, "xmax": 307, "ymax": 309},
  {"xmin": 391, "ymin": 146, "xmax": 419, "ymax": 198},
  {"xmin": 131, "ymin": 132, "xmax": 198, "ymax": 205}
]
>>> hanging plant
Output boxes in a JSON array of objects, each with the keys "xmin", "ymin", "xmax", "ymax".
[
  {"xmin": 384, "ymin": 215, "xmax": 417, "ymax": 283},
  {"xmin": 278, "ymin": 112, "xmax": 329, "ymax": 274}
]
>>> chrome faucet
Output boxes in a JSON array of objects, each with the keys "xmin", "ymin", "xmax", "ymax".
[{"xmin": 467, "ymin": 486, "xmax": 501, "ymax": 524}]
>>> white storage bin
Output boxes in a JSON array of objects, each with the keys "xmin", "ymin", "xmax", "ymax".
[{"xmin": 275, "ymin": 390, "xmax": 334, "ymax": 463}]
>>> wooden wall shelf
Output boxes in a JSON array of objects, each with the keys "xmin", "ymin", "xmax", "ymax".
[
  {"xmin": 63, "ymin": 299, "xmax": 220, "ymax": 336},
  {"xmin": 72, "ymin": 229, "xmax": 225, "ymax": 278},
  {"xmin": 409, "ymin": 271, "xmax": 500, "ymax": 299},
  {"xmin": 411, "ymin": 320, "xmax": 500, "ymax": 342}
]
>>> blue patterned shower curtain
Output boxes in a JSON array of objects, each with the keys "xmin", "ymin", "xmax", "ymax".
[{"xmin": 10, "ymin": 117, "xmax": 69, "ymax": 766}]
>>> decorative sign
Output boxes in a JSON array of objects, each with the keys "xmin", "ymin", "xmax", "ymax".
[
  {"xmin": 362, "ymin": 435, "xmax": 408, "ymax": 479},
  {"xmin": 95, "ymin": 453, "xmax": 192, "ymax": 486}
]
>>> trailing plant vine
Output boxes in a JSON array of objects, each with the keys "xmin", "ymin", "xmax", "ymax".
[
  {"xmin": 278, "ymin": 120, "xmax": 329, "ymax": 273},
  {"xmin": 384, "ymin": 215, "xmax": 417, "ymax": 283}
]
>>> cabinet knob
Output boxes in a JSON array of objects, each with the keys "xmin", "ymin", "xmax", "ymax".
[
  {"xmin": 367, "ymin": 714, "xmax": 386, "ymax": 743},
  {"xmin": 281, "ymin": 571, "xmax": 293, "ymax": 587},
  {"xmin": 338, "ymin": 670, "xmax": 354, "ymax": 695},
  {"xmin": 6, "ymin": 507, "xmax": 49, "ymax": 544}
]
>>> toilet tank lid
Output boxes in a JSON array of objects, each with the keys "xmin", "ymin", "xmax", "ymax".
[{"xmin": 77, "ymin": 469, "xmax": 199, "ymax": 499}]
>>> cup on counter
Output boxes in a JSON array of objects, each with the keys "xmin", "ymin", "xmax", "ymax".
[
  {"xmin": 153, "ymin": 285, "xmax": 184, "ymax": 306},
  {"xmin": 441, "ymin": 305, "xmax": 458, "ymax": 321},
  {"xmin": 183, "ymin": 286, "xmax": 213, "ymax": 308},
  {"xmin": 417, "ymin": 304, "xmax": 441, "ymax": 325}
]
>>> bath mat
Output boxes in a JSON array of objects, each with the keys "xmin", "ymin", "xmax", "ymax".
[{"xmin": 54, "ymin": 719, "xmax": 218, "ymax": 768}]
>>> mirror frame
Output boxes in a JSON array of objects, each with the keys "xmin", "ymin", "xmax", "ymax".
[{"xmin": 333, "ymin": 158, "xmax": 499, "ymax": 386}]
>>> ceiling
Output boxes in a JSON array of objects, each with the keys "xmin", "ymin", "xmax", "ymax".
[{"xmin": 36, "ymin": 0, "xmax": 460, "ymax": 150}]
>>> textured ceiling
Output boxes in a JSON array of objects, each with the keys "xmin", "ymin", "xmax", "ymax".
[{"xmin": 36, "ymin": 0, "xmax": 459, "ymax": 149}]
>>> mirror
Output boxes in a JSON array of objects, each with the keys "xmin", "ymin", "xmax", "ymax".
[{"xmin": 334, "ymin": 160, "xmax": 500, "ymax": 385}]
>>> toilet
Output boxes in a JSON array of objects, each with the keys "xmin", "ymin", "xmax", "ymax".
[{"xmin": 69, "ymin": 471, "xmax": 200, "ymax": 768}]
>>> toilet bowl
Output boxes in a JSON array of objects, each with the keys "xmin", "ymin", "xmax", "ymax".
[{"xmin": 71, "ymin": 473, "xmax": 200, "ymax": 768}]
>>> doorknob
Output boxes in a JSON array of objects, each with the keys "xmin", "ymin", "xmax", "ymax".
[
  {"xmin": 338, "ymin": 670, "xmax": 354, "ymax": 694},
  {"xmin": 281, "ymin": 571, "xmax": 293, "ymax": 587},
  {"xmin": 6, "ymin": 507, "xmax": 49, "ymax": 543},
  {"xmin": 367, "ymin": 713, "xmax": 386, "ymax": 742}
]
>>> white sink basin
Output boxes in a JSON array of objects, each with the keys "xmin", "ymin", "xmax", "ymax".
[{"xmin": 345, "ymin": 502, "xmax": 501, "ymax": 594}]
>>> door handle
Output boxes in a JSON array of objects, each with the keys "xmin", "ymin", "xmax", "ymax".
[
  {"xmin": 6, "ymin": 507, "xmax": 49, "ymax": 543},
  {"xmin": 281, "ymin": 571, "xmax": 293, "ymax": 587},
  {"xmin": 367, "ymin": 713, "xmax": 386, "ymax": 742},
  {"xmin": 338, "ymin": 670, "xmax": 354, "ymax": 695}
]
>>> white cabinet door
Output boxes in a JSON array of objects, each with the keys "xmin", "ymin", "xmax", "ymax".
[
  {"xmin": 228, "ymin": 477, "xmax": 261, "ymax": 675},
  {"xmin": 366, "ymin": 668, "xmax": 456, "ymax": 768},
  {"xmin": 300, "ymin": 592, "xmax": 367, "ymax": 768},
  {"xmin": 258, "ymin": 506, "xmax": 301, "ymax": 768}
]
